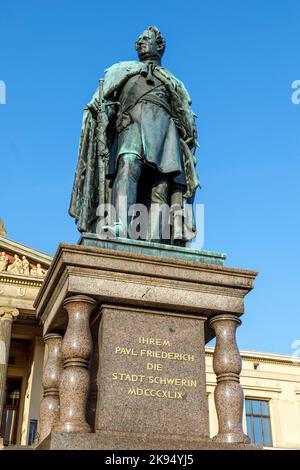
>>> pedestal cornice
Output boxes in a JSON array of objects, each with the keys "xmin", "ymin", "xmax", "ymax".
[{"xmin": 34, "ymin": 243, "xmax": 258, "ymax": 340}]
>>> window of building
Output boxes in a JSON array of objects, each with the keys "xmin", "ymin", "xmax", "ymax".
[{"xmin": 245, "ymin": 398, "xmax": 272, "ymax": 447}]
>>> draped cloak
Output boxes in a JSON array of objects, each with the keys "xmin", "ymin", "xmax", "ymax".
[{"xmin": 69, "ymin": 61, "xmax": 200, "ymax": 242}]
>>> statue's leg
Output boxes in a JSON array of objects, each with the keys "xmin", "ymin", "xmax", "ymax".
[
  {"xmin": 112, "ymin": 153, "xmax": 142, "ymax": 235},
  {"xmin": 149, "ymin": 174, "xmax": 169, "ymax": 242}
]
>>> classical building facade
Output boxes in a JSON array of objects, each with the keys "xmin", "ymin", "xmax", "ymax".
[
  {"xmin": 0, "ymin": 236, "xmax": 51, "ymax": 446},
  {"xmin": 0, "ymin": 235, "xmax": 299, "ymax": 449}
]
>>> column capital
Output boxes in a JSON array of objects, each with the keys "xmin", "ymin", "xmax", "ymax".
[
  {"xmin": 0, "ymin": 307, "xmax": 19, "ymax": 322},
  {"xmin": 209, "ymin": 313, "xmax": 241, "ymax": 327}
]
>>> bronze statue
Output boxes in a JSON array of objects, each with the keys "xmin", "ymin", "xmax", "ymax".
[{"xmin": 69, "ymin": 27, "xmax": 200, "ymax": 244}]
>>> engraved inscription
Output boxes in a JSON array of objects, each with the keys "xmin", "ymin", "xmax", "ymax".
[{"xmin": 112, "ymin": 336, "xmax": 197, "ymax": 399}]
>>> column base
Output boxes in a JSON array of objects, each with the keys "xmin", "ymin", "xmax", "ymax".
[
  {"xmin": 213, "ymin": 432, "xmax": 251, "ymax": 444},
  {"xmin": 53, "ymin": 421, "xmax": 91, "ymax": 433}
]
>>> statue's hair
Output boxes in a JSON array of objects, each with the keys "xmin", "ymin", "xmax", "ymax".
[
  {"xmin": 136, "ymin": 26, "xmax": 166, "ymax": 56},
  {"xmin": 147, "ymin": 26, "xmax": 166, "ymax": 55}
]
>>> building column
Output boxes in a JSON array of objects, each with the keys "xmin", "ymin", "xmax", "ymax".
[
  {"xmin": 209, "ymin": 314, "xmax": 249, "ymax": 444},
  {"xmin": 0, "ymin": 307, "xmax": 19, "ymax": 418},
  {"xmin": 39, "ymin": 333, "xmax": 63, "ymax": 442},
  {"xmin": 53, "ymin": 295, "xmax": 97, "ymax": 433},
  {"xmin": 269, "ymin": 398, "xmax": 283, "ymax": 448}
]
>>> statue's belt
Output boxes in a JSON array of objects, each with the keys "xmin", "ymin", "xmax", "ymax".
[
  {"xmin": 116, "ymin": 84, "xmax": 175, "ymax": 134},
  {"xmin": 120, "ymin": 84, "xmax": 173, "ymax": 117},
  {"xmin": 138, "ymin": 95, "xmax": 173, "ymax": 116},
  {"xmin": 116, "ymin": 96, "xmax": 173, "ymax": 134}
]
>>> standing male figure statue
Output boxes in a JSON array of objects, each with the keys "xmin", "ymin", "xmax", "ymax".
[{"xmin": 69, "ymin": 27, "xmax": 200, "ymax": 244}]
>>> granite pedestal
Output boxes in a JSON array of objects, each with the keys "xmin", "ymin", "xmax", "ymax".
[{"xmin": 34, "ymin": 242, "xmax": 257, "ymax": 450}]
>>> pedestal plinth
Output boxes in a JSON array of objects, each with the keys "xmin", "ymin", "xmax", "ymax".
[
  {"xmin": 34, "ymin": 242, "xmax": 257, "ymax": 450},
  {"xmin": 95, "ymin": 306, "xmax": 208, "ymax": 439}
]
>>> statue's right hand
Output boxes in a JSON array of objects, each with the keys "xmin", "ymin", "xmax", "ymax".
[
  {"xmin": 94, "ymin": 98, "xmax": 101, "ymax": 110},
  {"xmin": 87, "ymin": 98, "xmax": 101, "ymax": 114}
]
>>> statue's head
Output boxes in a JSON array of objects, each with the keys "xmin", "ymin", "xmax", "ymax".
[{"xmin": 135, "ymin": 26, "xmax": 166, "ymax": 62}]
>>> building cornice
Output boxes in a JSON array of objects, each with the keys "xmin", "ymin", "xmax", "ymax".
[
  {"xmin": 242, "ymin": 384, "xmax": 282, "ymax": 393},
  {"xmin": 0, "ymin": 235, "xmax": 52, "ymax": 265},
  {"xmin": 206, "ymin": 381, "xmax": 282, "ymax": 393},
  {"xmin": 205, "ymin": 346, "xmax": 300, "ymax": 366},
  {"xmin": 0, "ymin": 273, "xmax": 43, "ymax": 288}
]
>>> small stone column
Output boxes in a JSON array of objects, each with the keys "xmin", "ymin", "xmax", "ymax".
[
  {"xmin": 54, "ymin": 295, "xmax": 97, "ymax": 433},
  {"xmin": 39, "ymin": 333, "xmax": 63, "ymax": 441},
  {"xmin": 209, "ymin": 314, "xmax": 249, "ymax": 444},
  {"xmin": 0, "ymin": 308, "xmax": 19, "ymax": 418}
]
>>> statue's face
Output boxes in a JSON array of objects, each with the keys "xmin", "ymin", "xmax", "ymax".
[{"xmin": 136, "ymin": 30, "xmax": 159, "ymax": 60}]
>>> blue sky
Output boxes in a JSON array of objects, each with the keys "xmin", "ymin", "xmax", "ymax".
[{"xmin": 1, "ymin": 1, "xmax": 299, "ymax": 354}]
